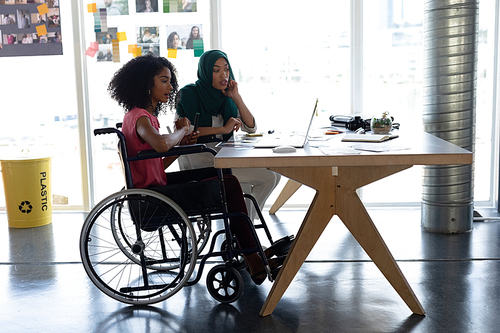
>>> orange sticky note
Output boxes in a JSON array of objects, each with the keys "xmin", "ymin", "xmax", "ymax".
[
  {"xmin": 87, "ymin": 3, "xmax": 97, "ymax": 13},
  {"xmin": 133, "ymin": 46, "xmax": 141, "ymax": 57},
  {"xmin": 128, "ymin": 44, "xmax": 137, "ymax": 53},
  {"xmin": 116, "ymin": 32, "xmax": 126, "ymax": 41},
  {"xmin": 37, "ymin": 3, "xmax": 49, "ymax": 15},
  {"xmin": 167, "ymin": 48, "xmax": 177, "ymax": 59},
  {"xmin": 36, "ymin": 24, "xmax": 47, "ymax": 36}
]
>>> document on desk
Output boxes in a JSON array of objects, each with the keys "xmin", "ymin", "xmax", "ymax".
[{"xmin": 342, "ymin": 133, "xmax": 399, "ymax": 142}]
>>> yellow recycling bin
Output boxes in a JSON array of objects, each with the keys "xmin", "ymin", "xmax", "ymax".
[{"xmin": 0, "ymin": 156, "xmax": 52, "ymax": 228}]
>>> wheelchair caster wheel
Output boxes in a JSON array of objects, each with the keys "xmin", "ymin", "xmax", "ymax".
[{"xmin": 206, "ymin": 264, "xmax": 243, "ymax": 303}]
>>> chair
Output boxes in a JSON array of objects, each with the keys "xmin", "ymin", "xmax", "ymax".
[{"xmin": 80, "ymin": 127, "xmax": 292, "ymax": 305}]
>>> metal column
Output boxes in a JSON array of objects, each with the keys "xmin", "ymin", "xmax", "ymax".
[{"xmin": 422, "ymin": 0, "xmax": 478, "ymax": 233}]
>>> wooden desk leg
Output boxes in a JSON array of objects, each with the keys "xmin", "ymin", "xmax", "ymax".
[
  {"xmin": 261, "ymin": 167, "xmax": 336, "ymax": 316},
  {"xmin": 336, "ymin": 166, "xmax": 425, "ymax": 315},
  {"xmin": 269, "ymin": 179, "xmax": 302, "ymax": 214},
  {"xmin": 261, "ymin": 165, "xmax": 425, "ymax": 317}
]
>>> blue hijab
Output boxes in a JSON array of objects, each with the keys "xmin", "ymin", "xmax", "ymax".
[{"xmin": 177, "ymin": 50, "xmax": 238, "ymax": 141}]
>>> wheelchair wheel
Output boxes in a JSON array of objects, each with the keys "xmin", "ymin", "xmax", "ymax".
[
  {"xmin": 193, "ymin": 215, "xmax": 212, "ymax": 255},
  {"xmin": 80, "ymin": 189, "xmax": 197, "ymax": 305},
  {"xmin": 206, "ymin": 264, "xmax": 243, "ymax": 303}
]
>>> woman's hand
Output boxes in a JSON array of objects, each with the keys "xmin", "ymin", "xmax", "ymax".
[
  {"xmin": 179, "ymin": 130, "xmax": 199, "ymax": 146},
  {"xmin": 221, "ymin": 79, "xmax": 239, "ymax": 99},
  {"xmin": 223, "ymin": 117, "xmax": 242, "ymax": 133},
  {"xmin": 174, "ymin": 117, "xmax": 191, "ymax": 136}
]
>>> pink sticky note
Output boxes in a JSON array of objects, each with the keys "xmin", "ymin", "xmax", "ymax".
[
  {"xmin": 90, "ymin": 41, "xmax": 98, "ymax": 51},
  {"xmin": 85, "ymin": 47, "xmax": 97, "ymax": 57},
  {"xmin": 37, "ymin": 3, "xmax": 49, "ymax": 15},
  {"xmin": 36, "ymin": 24, "xmax": 47, "ymax": 36}
]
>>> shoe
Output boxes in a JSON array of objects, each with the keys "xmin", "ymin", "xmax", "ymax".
[
  {"xmin": 265, "ymin": 235, "xmax": 294, "ymax": 258},
  {"xmin": 250, "ymin": 255, "xmax": 287, "ymax": 285}
]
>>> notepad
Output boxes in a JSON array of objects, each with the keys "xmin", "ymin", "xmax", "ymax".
[{"xmin": 342, "ymin": 133, "xmax": 399, "ymax": 142}]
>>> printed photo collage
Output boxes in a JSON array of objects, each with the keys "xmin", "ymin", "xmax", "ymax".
[
  {"xmin": 0, "ymin": 0, "xmax": 62, "ymax": 57},
  {"xmin": 89, "ymin": 0, "xmax": 202, "ymax": 62}
]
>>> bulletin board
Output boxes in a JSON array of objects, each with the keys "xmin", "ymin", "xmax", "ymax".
[{"xmin": 0, "ymin": 0, "xmax": 62, "ymax": 57}]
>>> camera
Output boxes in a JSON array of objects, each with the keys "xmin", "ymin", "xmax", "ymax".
[
  {"xmin": 345, "ymin": 116, "xmax": 370, "ymax": 131},
  {"xmin": 329, "ymin": 115, "xmax": 371, "ymax": 132}
]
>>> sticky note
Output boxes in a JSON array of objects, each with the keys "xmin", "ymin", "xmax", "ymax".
[
  {"xmin": 167, "ymin": 48, "xmax": 177, "ymax": 58},
  {"xmin": 128, "ymin": 44, "xmax": 137, "ymax": 53},
  {"xmin": 133, "ymin": 46, "xmax": 141, "ymax": 57},
  {"xmin": 36, "ymin": 24, "xmax": 47, "ymax": 36},
  {"xmin": 87, "ymin": 3, "xmax": 97, "ymax": 13},
  {"xmin": 90, "ymin": 41, "xmax": 98, "ymax": 51},
  {"xmin": 37, "ymin": 3, "xmax": 49, "ymax": 15},
  {"xmin": 193, "ymin": 39, "xmax": 204, "ymax": 57},
  {"xmin": 117, "ymin": 32, "xmax": 126, "ymax": 42},
  {"xmin": 85, "ymin": 47, "xmax": 97, "ymax": 57}
]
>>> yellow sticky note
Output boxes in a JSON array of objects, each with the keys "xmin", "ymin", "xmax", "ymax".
[
  {"xmin": 133, "ymin": 46, "xmax": 141, "ymax": 57},
  {"xmin": 87, "ymin": 3, "xmax": 97, "ymax": 13},
  {"xmin": 116, "ymin": 32, "xmax": 126, "ymax": 42},
  {"xmin": 36, "ymin": 24, "xmax": 47, "ymax": 36},
  {"xmin": 128, "ymin": 44, "xmax": 137, "ymax": 53},
  {"xmin": 167, "ymin": 48, "xmax": 177, "ymax": 59},
  {"xmin": 37, "ymin": 3, "xmax": 49, "ymax": 15}
]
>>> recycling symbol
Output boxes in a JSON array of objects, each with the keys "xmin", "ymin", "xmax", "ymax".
[{"xmin": 19, "ymin": 201, "xmax": 33, "ymax": 214}]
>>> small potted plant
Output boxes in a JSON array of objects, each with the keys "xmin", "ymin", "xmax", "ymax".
[{"xmin": 371, "ymin": 111, "xmax": 393, "ymax": 134}]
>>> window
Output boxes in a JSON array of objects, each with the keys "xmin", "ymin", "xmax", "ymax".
[{"xmin": 0, "ymin": 1, "xmax": 84, "ymax": 210}]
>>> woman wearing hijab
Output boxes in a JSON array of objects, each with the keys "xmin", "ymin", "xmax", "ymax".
[{"xmin": 176, "ymin": 50, "xmax": 281, "ymax": 223}]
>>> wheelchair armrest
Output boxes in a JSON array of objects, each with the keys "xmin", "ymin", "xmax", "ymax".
[
  {"xmin": 197, "ymin": 135, "xmax": 223, "ymax": 144},
  {"xmin": 94, "ymin": 127, "xmax": 120, "ymax": 136},
  {"xmin": 134, "ymin": 144, "xmax": 217, "ymax": 161}
]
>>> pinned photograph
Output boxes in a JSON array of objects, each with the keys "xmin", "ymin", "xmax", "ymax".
[
  {"xmin": 137, "ymin": 27, "xmax": 159, "ymax": 56},
  {"xmin": 166, "ymin": 24, "xmax": 202, "ymax": 50},
  {"xmin": 17, "ymin": 9, "xmax": 30, "ymax": 29},
  {"xmin": 163, "ymin": 0, "xmax": 196, "ymax": 13},
  {"xmin": 1, "ymin": 14, "xmax": 16, "ymax": 25},
  {"xmin": 97, "ymin": 28, "xmax": 117, "ymax": 44},
  {"xmin": 96, "ymin": 0, "xmax": 129, "ymax": 16},
  {"xmin": 136, "ymin": 0, "xmax": 158, "ymax": 13}
]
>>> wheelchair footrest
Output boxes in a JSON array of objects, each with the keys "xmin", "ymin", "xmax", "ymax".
[{"xmin": 270, "ymin": 235, "xmax": 295, "ymax": 257}]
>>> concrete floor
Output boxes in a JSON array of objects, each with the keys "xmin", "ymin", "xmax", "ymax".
[{"xmin": 1, "ymin": 207, "xmax": 500, "ymax": 333}]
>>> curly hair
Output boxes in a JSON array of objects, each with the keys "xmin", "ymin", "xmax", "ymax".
[{"xmin": 108, "ymin": 54, "xmax": 179, "ymax": 116}]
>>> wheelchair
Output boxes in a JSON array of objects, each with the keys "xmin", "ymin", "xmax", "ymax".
[{"xmin": 80, "ymin": 127, "xmax": 293, "ymax": 305}]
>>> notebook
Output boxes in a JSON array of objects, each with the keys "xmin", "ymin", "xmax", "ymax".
[
  {"xmin": 253, "ymin": 98, "xmax": 318, "ymax": 148},
  {"xmin": 342, "ymin": 133, "xmax": 399, "ymax": 142}
]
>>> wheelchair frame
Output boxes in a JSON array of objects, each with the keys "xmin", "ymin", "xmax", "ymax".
[{"xmin": 80, "ymin": 127, "xmax": 289, "ymax": 305}]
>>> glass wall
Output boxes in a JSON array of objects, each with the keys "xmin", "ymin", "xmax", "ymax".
[
  {"xmin": 0, "ymin": 1, "xmax": 84, "ymax": 210},
  {"xmin": 221, "ymin": 0, "xmax": 498, "ymax": 208},
  {"xmin": 0, "ymin": 0, "xmax": 497, "ymax": 211},
  {"xmin": 82, "ymin": 0, "xmax": 212, "ymax": 203}
]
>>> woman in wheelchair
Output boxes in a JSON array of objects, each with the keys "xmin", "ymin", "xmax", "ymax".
[{"xmin": 107, "ymin": 54, "xmax": 285, "ymax": 284}]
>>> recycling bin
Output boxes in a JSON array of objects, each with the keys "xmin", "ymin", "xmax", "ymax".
[{"xmin": 0, "ymin": 156, "xmax": 52, "ymax": 228}]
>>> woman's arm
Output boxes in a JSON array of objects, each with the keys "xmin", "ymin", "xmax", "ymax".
[
  {"xmin": 135, "ymin": 116, "xmax": 192, "ymax": 168},
  {"xmin": 223, "ymin": 79, "xmax": 255, "ymax": 128},
  {"xmin": 196, "ymin": 117, "xmax": 242, "ymax": 137}
]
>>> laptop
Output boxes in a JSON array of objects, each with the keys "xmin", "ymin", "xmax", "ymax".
[{"xmin": 253, "ymin": 98, "xmax": 318, "ymax": 148}]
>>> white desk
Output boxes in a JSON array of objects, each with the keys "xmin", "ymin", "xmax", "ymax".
[{"xmin": 214, "ymin": 131, "xmax": 473, "ymax": 317}]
